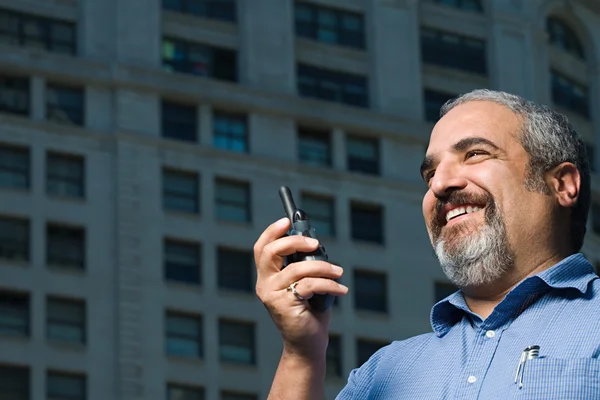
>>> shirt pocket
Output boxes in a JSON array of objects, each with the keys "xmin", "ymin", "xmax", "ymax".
[{"xmin": 517, "ymin": 358, "xmax": 600, "ymax": 400}]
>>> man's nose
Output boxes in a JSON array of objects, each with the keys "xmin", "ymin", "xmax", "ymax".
[{"xmin": 429, "ymin": 163, "xmax": 468, "ymax": 198}]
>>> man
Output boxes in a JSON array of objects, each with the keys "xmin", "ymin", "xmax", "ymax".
[{"xmin": 253, "ymin": 89, "xmax": 600, "ymax": 399}]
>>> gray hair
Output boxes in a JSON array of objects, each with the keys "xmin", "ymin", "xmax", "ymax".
[{"xmin": 439, "ymin": 89, "xmax": 591, "ymax": 252}]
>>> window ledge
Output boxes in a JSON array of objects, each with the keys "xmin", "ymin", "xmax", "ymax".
[
  {"xmin": 167, "ymin": 355, "xmax": 204, "ymax": 366},
  {"xmin": 46, "ymin": 194, "xmax": 86, "ymax": 203},
  {"xmin": 0, "ymin": 333, "xmax": 30, "ymax": 342},
  {"xmin": 0, "ymin": 259, "xmax": 30, "ymax": 268},
  {"xmin": 220, "ymin": 362, "xmax": 257, "ymax": 371},
  {"xmin": 47, "ymin": 340, "xmax": 86, "ymax": 352},
  {"xmin": 0, "ymin": 187, "xmax": 30, "ymax": 195},
  {"xmin": 165, "ymin": 281, "xmax": 203, "ymax": 292},
  {"xmin": 164, "ymin": 210, "xmax": 202, "ymax": 220},
  {"xmin": 47, "ymin": 265, "xmax": 86, "ymax": 275}
]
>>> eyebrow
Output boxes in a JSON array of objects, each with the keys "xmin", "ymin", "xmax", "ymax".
[{"xmin": 419, "ymin": 137, "xmax": 501, "ymax": 180}]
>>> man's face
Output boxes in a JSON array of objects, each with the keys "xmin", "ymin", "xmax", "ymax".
[{"xmin": 421, "ymin": 101, "xmax": 547, "ymax": 287}]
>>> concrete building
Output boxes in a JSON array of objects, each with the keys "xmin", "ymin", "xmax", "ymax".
[{"xmin": 0, "ymin": 0, "xmax": 600, "ymax": 399}]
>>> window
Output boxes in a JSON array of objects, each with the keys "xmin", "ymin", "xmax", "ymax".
[
  {"xmin": 347, "ymin": 136, "xmax": 379, "ymax": 175},
  {"xmin": 298, "ymin": 128, "xmax": 331, "ymax": 167},
  {"xmin": 0, "ymin": 8, "xmax": 76, "ymax": 55},
  {"xmin": 165, "ymin": 311, "xmax": 203, "ymax": 358},
  {"xmin": 0, "ymin": 217, "xmax": 29, "ymax": 262},
  {"xmin": 215, "ymin": 179, "xmax": 251, "ymax": 222},
  {"xmin": 0, "ymin": 291, "xmax": 29, "ymax": 336},
  {"xmin": 219, "ymin": 320, "xmax": 255, "ymax": 364},
  {"xmin": 0, "ymin": 365, "xmax": 29, "ymax": 399},
  {"xmin": 163, "ymin": 169, "xmax": 199, "ymax": 213},
  {"xmin": 163, "ymin": 0, "xmax": 236, "ymax": 22},
  {"xmin": 46, "ymin": 224, "xmax": 85, "ymax": 269},
  {"xmin": 46, "ymin": 84, "xmax": 84, "ymax": 126},
  {"xmin": 217, "ymin": 248, "xmax": 253, "ymax": 292},
  {"xmin": 547, "ymin": 17, "xmax": 584, "ymax": 60},
  {"xmin": 326, "ymin": 334, "xmax": 342, "ymax": 378},
  {"xmin": 221, "ymin": 391, "xmax": 257, "ymax": 400},
  {"xmin": 46, "ymin": 153, "xmax": 85, "ymax": 198},
  {"xmin": 164, "ymin": 239, "xmax": 201, "ymax": 284},
  {"xmin": 431, "ymin": 0, "xmax": 483, "ymax": 12},
  {"xmin": 421, "ymin": 28, "xmax": 487, "ymax": 75},
  {"xmin": 295, "ymin": 2, "xmax": 365, "ymax": 49},
  {"xmin": 350, "ymin": 202, "xmax": 384, "ymax": 244},
  {"xmin": 167, "ymin": 383, "xmax": 205, "ymax": 400},
  {"xmin": 354, "ymin": 270, "xmax": 387, "ymax": 312},
  {"xmin": 301, "ymin": 194, "xmax": 335, "ymax": 237},
  {"xmin": 213, "ymin": 111, "xmax": 248, "ymax": 152},
  {"xmin": 551, "ymin": 71, "xmax": 589, "ymax": 118},
  {"xmin": 356, "ymin": 338, "xmax": 388, "ymax": 366},
  {"xmin": 47, "ymin": 371, "xmax": 86, "ymax": 400},
  {"xmin": 162, "ymin": 37, "xmax": 237, "ymax": 81},
  {"xmin": 161, "ymin": 101, "xmax": 197, "ymax": 142},
  {"xmin": 46, "ymin": 297, "xmax": 86, "ymax": 344},
  {"xmin": 434, "ymin": 281, "xmax": 458, "ymax": 302},
  {"xmin": 297, "ymin": 64, "xmax": 368, "ymax": 108},
  {"xmin": 424, "ymin": 89, "xmax": 456, "ymax": 122},
  {"xmin": 0, "ymin": 75, "xmax": 29, "ymax": 116},
  {"xmin": 0, "ymin": 144, "xmax": 30, "ymax": 190}
]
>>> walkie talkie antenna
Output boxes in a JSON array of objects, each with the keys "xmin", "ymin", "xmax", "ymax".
[{"xmin": 279, "ymin": 186, "xmax": 298, "ymax": 222}]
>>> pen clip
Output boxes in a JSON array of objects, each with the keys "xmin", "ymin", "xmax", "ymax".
[{"xmin": 514, "ymin": 345, "xmax": 540, "ymax": 389}]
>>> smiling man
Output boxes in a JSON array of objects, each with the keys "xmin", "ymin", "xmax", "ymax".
[{"xmin": 253, "ymin": 89, "xmax": 600, "ymax": 399}]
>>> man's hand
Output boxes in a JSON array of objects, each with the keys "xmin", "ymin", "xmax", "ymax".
[{"xmin": 254, "ymin": 217, "xmax": 348, "ymax": 360}]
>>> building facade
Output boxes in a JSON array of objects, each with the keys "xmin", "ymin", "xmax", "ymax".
[{"xmin": 1, "ymin": 0, "xmax": 600, "ymax": 399}]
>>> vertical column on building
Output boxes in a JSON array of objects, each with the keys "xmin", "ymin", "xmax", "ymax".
[
  {"xmin": 332, "ymin": 128, "xmax": 346, "ymax": 172},
  {"xmin": 30, "ymin": 76, "xmax": 45, "ymax": 121},
  {"xmin": 368, "ymin": 0, "xmax": 421, "ymax": 118}
]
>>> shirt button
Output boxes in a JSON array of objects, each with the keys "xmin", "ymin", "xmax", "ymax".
[
  {"xmin": 485, "ymin": 330, "xmax": 496, "ymax": 338},
  {"xmin": 467, "ymin": 375, "xmax": 477, "ymax": 384}
]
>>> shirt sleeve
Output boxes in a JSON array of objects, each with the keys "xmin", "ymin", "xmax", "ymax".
[{"xmin": 334, "ymin": 346, "xmax": 387, "ymax": 399}]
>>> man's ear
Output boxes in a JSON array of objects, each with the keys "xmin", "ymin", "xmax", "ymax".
[{"xmin": 546, "ymin": 162, "xmax": 580, "ymax": 208}]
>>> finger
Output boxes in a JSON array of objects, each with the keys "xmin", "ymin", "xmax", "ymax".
[
  {"xmin": 257, "ymin": 235, "xmax": 320, "ymax": 273},
  {"xmin": 274, "ymin": 261, "xmax": 343, "ymax": 289},
  {"xmin": 254, "ymin": 217, "xmax": 290, "ymax": 261},
  {"xmin": 286, "ymin": 277, "xmax": 348, "ymax": 301}
]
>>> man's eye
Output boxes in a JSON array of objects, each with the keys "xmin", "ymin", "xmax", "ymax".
[
  {"xmin": 425, "ymin": 170, "xmax": 435, "ymax": 183},
  {"xmin": 466, "ymin": 150, "xmax": 487, "ymax": 158}
]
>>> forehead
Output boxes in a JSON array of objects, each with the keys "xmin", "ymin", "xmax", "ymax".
[{"xmin": 427, "ymin": 101, "xmax": 522, "ymax": 153}]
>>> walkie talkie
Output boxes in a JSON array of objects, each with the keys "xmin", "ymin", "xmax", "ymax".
[{"xmin": 279, "ymin": 186, "xmax": 335, "ymax": 312}]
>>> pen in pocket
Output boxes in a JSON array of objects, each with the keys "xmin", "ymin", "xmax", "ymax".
[{"xmin": 514, "ymin": 345, "xmax": 540, "ymax": 389}]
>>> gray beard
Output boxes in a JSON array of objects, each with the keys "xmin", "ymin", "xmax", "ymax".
[{"xmin": 433, "ymin": 205, "xmax": 515, "ymax": 287}]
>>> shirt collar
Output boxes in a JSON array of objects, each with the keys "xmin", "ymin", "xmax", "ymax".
[{"xmin": 430, "ymin": 253, "xmax": 597, "ymax": 337}]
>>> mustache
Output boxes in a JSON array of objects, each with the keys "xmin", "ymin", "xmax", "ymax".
[{"xmin": 430, "ymin": 190, "xmax": 494, "ymax": 237}]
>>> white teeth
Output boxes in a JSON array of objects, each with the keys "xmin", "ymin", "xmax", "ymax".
[{"xmin": 445, "ymin": 205, "xmax": 482, "ymax": 222}]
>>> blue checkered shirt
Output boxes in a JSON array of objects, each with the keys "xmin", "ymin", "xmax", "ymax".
[{"xmin": 336, "ymin": 253, "xmax": 600, "ymax": 399}]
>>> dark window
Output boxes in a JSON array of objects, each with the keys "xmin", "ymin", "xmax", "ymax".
[
  {"xmin": 46, "ymin": 225, "xmax": 85, "ymax": 270},
  {"xmin": 326, "ymin": 334, "xmax": 342, "ymax": 378},
  {"xmin": 432, "ymin": 0, "xmax": 483, "ymax": 12},
  {"xmin": 215, "ymin": 179, "xmax": 251, "ymax": 222},
  {"xmin": 350, "ymin": 202, "xmax": 384, "ymax": 244},
  {"xmin": 47, "ymin": 371, "xmax": 86, "ymax": 400},
  {"xmin": 592, "ymin": 202, "xmax": 600, "ymax": 235},
  {"xmin": 219, "ymin": 320, "xmax": 255, "ymax": 364},
  {"xmin": 347, "ymin": 136, "xmax": 379, "ymax": 175},
  {"xmin": 164, "ymin": 240, "xmax": 201, "ymax": 284},
  {"xmin": 295, "ymin": 2, "xmax": 365, "ymax": 49},
  {"xmin": 547, "ymin": 17, "xmax": 584, "ymax": 60},
  {"xmin": 46, "ymin": 152, "xmax": 85, "ymax": 198},
  {"xmin": 161, "ymin": 101, "xmax": 197, "ymax": 142},
  {"xmin": 46, "ymin": 84, "xmax": 84, "ymax": 126},
  {"xmin": 163, "ymin": 169, "xmax": 199, "ymax": 213},
  {"xmin": 0, "ymin": 217, "xmax": 29, "ymax": 262},
  {"xmin": 213, "ymin": 111, "xmax": 248, "ymax": 152},
  {"xmin": 167, "ymin": 383, "xmax": 205, "ymax": 400},
  {"xmin": 162, "ymin": 37, "xmax": 237, "ymax": 82},
  {"xmin": 0, "ymin": 291, "xmax": 29, "ymax": 336},
  {"xmin": 301, "ymin": 194, "xmax": 335, "ymax": 237},
  {"xmin": 163, "ymin": 0, "xmax": 236, "ymax": 22},
  {"xmin": 165, "ymin": 311, "xmax": 203, "ymax": 358},
  {"xmin": 551, "ymin": 71, "xmax": 589, "ymax": 118},
  {"xmin": 217, "ymin": 248, "xmax": 253, "ymax": 292},
  {"xmin": 0, "ymin": 8, "xmax": 76, "ymax": 55},
  {"xmin": 298, "ymin": 128, "xmax": 331, "ymax": 167},
  {"xmin": 421, "ymin": 28, "xmax": 487, "ymax": 75},
  {"xmin": 221, "ymin": 391, "xmax": 257, "ymax": 400},
  {"xmin": 424, "ymin": 89, "xmax": 456, "ymax": 122},
  {"xmin": 0, "ymin": 144, "xmax": 30, "ymax": 190},
  {"xmin": 46, "ymin": 297, "xmax": 86, "ymax": 344},
  {"xmin": 434, "ymin": 281, "xmax": 458, "ymax": 302},
  {"xmin": 0, "ymin": 365, "xmax": 29, "ymax": 400},
  {"xmin": 0, "ymin": 75, "xmax": 29, "ymax": 116},
  {"xmin": 298, "ymin": 64, "xmax": 368, "ymax": 108},
  {"xmin": 354, "ymin": 270, "xmax": 387, "ymax": 312},
  {"xmin": 356, "ymin": 338, "xmax": 388, "ymax": 366}
]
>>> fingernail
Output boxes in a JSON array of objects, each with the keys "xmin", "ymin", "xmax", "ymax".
[
  {"xmin": 277, "ymin": 217, "xmax": 289, "ymax": 227},
  {"xmin": 332, "ymin": 265, "xmax": 343, "ymax": 273},
  {"xmin": 304, "ymin": 237, "xmax": 318, "ymax": 245},
  {"xmin": 338, "ymin": 283, "xmax": 348, "ymax": 291}
]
